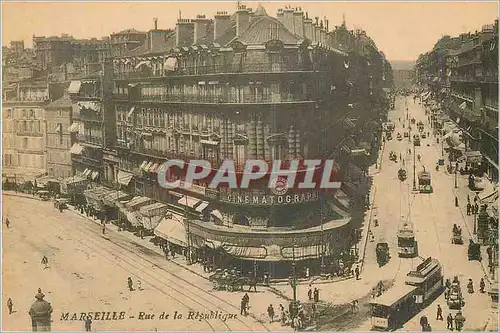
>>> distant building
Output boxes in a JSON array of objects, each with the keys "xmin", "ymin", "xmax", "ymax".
[
  {"xmin": 416, "ymin": 19, "xmax": 498, "ymax": 181},
  {"xmin": 393, "ymin": 69, "xmax": 414, "ymax": 89},
  {"xmin": 2, "ymin": 79, "xmax": 67, "ymax": 183},
  {"xmin": 45, "ymin": 94, "xmax": 75, "ymax": 179}
]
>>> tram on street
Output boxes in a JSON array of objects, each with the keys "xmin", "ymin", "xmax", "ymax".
[
  {"xmin": 369, "ymin": 257, "xmax": 443, "ymax": 331},
  {"xmin": 397, "ymin": 224, "xmax": 417, "ymax": 257}
]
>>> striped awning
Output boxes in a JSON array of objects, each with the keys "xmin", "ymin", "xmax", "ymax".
[
  {"xmin": 117, "ymin": 170, "xmax": 134, "ymax": 186},
  {"xmin": 177, "ymin": 196, "xmax": 201, "ymax": 208},
  {"xmin": 195, "ymin": 201, "xmax": 209, "ymax": 212}
]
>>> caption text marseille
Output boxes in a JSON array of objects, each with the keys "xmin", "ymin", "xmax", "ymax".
[
  {"xmin": 157, "ymin": 159, "xmax": 341, "ymax": 189},
  {"xmin": 60, "ymin": 311, "xmax": 237, "ymax": 322}
]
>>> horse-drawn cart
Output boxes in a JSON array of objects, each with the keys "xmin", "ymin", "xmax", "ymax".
[{"xmin": 209, "ymin": 270, "xmax": 244, "ymax": 292}]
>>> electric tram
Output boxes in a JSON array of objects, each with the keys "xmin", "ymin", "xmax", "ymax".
[
  {"xmin": 397, "ymin": 223, "xmax": 417, "ymax": 258},
  {"xmin": 369, "ymin": 257, "xmax": 444, "ymax": 331}
]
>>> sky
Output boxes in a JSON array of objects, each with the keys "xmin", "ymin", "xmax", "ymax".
[{"xmin": 2, "ymin": 1, "xmax": 498, "ymax": 61}]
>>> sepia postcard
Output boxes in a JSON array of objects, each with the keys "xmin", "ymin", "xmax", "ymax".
[{"xmin": 2, "ymin": 1, "xmax": 499, "ymax": 331}]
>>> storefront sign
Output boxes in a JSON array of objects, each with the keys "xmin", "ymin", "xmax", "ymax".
[{"xmin": 220, "ymin": 191, "xmax": 320, "ymax": 206}]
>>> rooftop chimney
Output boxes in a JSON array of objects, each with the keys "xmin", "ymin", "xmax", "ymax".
[
  {"xmin": 236, "ymin": 5, "xmax": 250, "ymax": 37},
  {"xmin": 293, "ymin": 7, "xmax": 304, "ymax": 37},
  {"xmin": 282, "ymin": 6, "xmax": 295, "ymax": 35},
  {"xmin": 154, "ymin": 18, "xmax": 158, "ymax": 30},
  {"xmin": 193, "ymin": 14, "xmax": 211, "ymax": 44},
  {"xmin": 176, "ymin": 18, "xmax": 194, "ymax": 47},
  {"xmin": 214, "ymin": 11, "xmax": 231, "ymax": 41},
  {"xmin": 304, "ymin": 12, "xmax": 313, "ymax": 40}
]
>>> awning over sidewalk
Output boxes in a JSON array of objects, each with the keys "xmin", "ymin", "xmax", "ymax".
[
  {"xmin": 154, "ymin": 214, "xmax": 188, "ymax": 247},
  {"xmin": 177, "ymin": 195, "xmax": 201, "ymax": 208},
  {"xmin": 464, "ymin": 151, "xmax": 482, "ymax": 163},
  {"xmin": 126, "ymin": 211, "xmax": 143, "ymax": 227},
  {"xmin": 222, "ymin": 244, "xmax": 267, "ymax": 259},
  {"xmin": 125, "ymin": 196, "xmax": 154, "ymax": 210},
  {"xmin": 117, "ymin": 170, "xmax": 134, "ymax": 186},
  {"xmin": 69, "ymin": 143, "xmax": 84, "ymax": 155},
  {"xmin": 281, "ymin": 245, "xmax": 325, "ymax": 260},
  {"xmin": 102, "ymin": 190, "xmax": 131, "ymax": 206},
  {"xmin": 195, "ymin": 201, "xmax": 209, "ymax": 212},
  {"xmin": 139, "ymin": 202, "xmax": 169, "ymax": 218}
]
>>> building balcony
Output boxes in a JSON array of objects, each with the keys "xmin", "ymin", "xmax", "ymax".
[
  {"xmin": 16, "ymin": 148, "xmax": 44, "ymax": 155},
  {"xmin": 71, "ymin": 154, "xmax": 102, "ymax": 168},
  {"xmin": 77, "ymin": 134, "xmax": 104, "ymax": 147},
  {"xmin": 451, "ymin": 93, "xmax": 474, "ymax": 103},
  {"xmin": 112, "ymin": 94, "xmax": 129, "ymax": 100},
  {"xmin": 15, "ymin": 131, "xmax": 44, "ymax": 137},
  {"xmin": 114, "ymin": 63, "xmax": 315, "ymax": 80},
  {"xmin": 139, "ymin": 93, "xmax": 311, "ymax": 105}
]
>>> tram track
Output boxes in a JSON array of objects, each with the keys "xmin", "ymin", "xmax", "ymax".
[{"xmin": 7, "ymin": 198, "xmax": 271, "ymax": 332}]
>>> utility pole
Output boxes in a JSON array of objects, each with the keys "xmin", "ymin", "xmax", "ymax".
[
  {"xmin": 454, "ymin": 161, "xmax": 458, "ymax": 188},
  {"xmin": 320, "ymin": 191, "xmax": 326, "ymax": 276},
  {"xmin": 185, "ymin": 195, "xmax": 192, "ymax": 265},
  {"xmin": 413, "ymin": 144, "xmax": 417, "ymax": 191}
]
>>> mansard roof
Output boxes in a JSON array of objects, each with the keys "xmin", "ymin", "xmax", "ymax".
[{"xmin": 236, "ymin": 15, "xmax": 300, "ymax": 45}]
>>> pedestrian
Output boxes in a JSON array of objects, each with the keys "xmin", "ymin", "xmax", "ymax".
[
  {"xmin": 84, "ymin": 315, "xmax": 92, "ymax": 331},
  {"xmin": 467, "ymin": 194, "xmax": 470, "ymax": 203},
  {"xmin": 455, "ymin": 197, "xmax": 459, "ymax": 207},
  {"xmin": 137, "ymin": 280, "xmax": 142, "ymax": 291},
  {"xmin": 5, "ymin": 217, "xmax": 10, "ymax": 229},
  {"xmin": 102, "ymin": 223, "xmax": 106, "ymax": 234},
  {"xmin": 351, "ymin": 300, "xmax": 358, "ymax": 313},
  {"xmin": 420, "ymin": 315, "xmax": 429, "ymax": 331},
  {"xmin": 305, "ymin": 267, "xmax": 310, "ymax": 279},
  {"xmin": 447, "ymin": 313, "xmax": 454, "ymax": 330},
  {"xmin": 240, "ymin": 297, "xmax": 248, "ymax": 316},
  {"xmin": 41, "ymin": 256, "xmax": 48, "ymax": 269},
  {"xmin": 7, "ymin": 298, "xmax": 13, "ymax": 314},
  {"xmin": 355, "ymin": 265, "xmax": 360, "ymax": 280},
  {"xmin": 127, "ymin": 277, "xmax": 134, "ymax": 291},
  {"xmin": 139, "ymin": 229, "xmax": 144, "ymax": 239},
  {"xmin": 474, "ymin": 203, "xmax": 479, "ymax": 214},
  {"xmin": 313, "ymin": 288, "xmax": 319, "ymax": 302},
  {"xmin": 308, "ymin": 285, "xmax": 313, "ymax": 300},
  {"xmin": 436, "ymin": 304, "xmax": 443, "ymax": 320},
  {"xmin": 454, "ymin": 311, "xmax": 466, "ymax": 331},
  {"xmin": 480, "ymin": 278, "xmax": 486, "ymax": 293},
  {"xmin": 466, "ymin": 203, "xmax": 471, "ymax": 215},
  {"xmin": 267, "ymin": 304, "xmax": 275, "ymax": 323}
]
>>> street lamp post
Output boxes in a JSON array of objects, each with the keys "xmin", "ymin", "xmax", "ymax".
[
  {"xmin": 290, "ymin": 245, "xmax": 297, "ymax": 303},
  {"xmin": 473, "ymin": 210, "xmax": 477, "ymax": 235},
  {"xmin": 412, "ymin": 143, "xmax": 417, "ymax": 191},
  {"xmin": 185, "ymin": 195, "xmax": 192, "ymax": 265},
  {"xmin": 320, "ymin": 191, "xmax": 326, "ymax": 276}
]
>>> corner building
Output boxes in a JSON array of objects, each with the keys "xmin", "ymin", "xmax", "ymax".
[{"xmin": 110, "ymin": 5, "xmax": 390, "ymax": 277}]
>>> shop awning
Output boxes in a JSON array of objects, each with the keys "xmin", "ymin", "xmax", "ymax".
[
  {"xmin": 125, "ymin": 196, "xmax": 154, "ymax": 210},
  {"xmin": 281, "ymin": 245, "xmax": 324, "ymax": 260},
  {"xmin": 211, "ymin": 210, "xmax": 223, "ymax": 220},
  {"xmin": 127, "ymin": 106, "xmax": 136, "ymax": 118},
  {"xmin": 149, "ymin": 163, "xmax": 160, "ymax": 173},
  {"xmin": 464, "ymin": 151, "xmax": 482, "ymax": 163},
  {"xmin": 61, "ymin": 175, "xmax": 87, "ymax": 185},
  {"xmin": 102, "ymin": 190, "xmax": 131, "ymax": 205},
  {"xmin": 195, "ymin": 201, "xmax": 209, "ymax": 212},
  {"xmin": 143, "ymin": 161, "xmax": 154, "ymax": 171},
  {"xmin": 91, "ymin": 171, "xmax": 99, "ymax": 180},
  {"xmin": 68, "ymin": 122, "xmax": 83, "ymax": 133},
  {"xmin": 83, "ymin": 169, "xmax": 91, "ymax": 177},
  {"xmin": 126, "ymin": 211, "xmax": 143, "ymax": 227},
  {"xmin": 177, "ymin": 196, "xmax": 201, "ymax": 208},
  {"xmin": 140, "ymin": 161, "xmax": 148, "ymax": 169},
  {"xmin": 117, "ymin": 170, "xmax": 134, "ymax": 186},
  {"xmin": 164, "ymin": 57, "xmax": 178, "ymax": 70},
  {"xmin": 69, "ymin": 143, "xmax": 84, "ymax": 155},
  {"xmin": 154, "ymin": 214, "xmax": 188, "ymax": 247},
  {"xmin": 68, "ymin": 80, "xmax": 82, "ymax": 94},
  {"xmin": 139, "ymin": 202, "xmax": 169, "ymax": 218},
  {"xmin": 200, "ymin": 140, "xmax": 219, "ymax": 146},
  {"xmin": 222, "ymin": 245, "xmax": 267, "ymax": 259}
]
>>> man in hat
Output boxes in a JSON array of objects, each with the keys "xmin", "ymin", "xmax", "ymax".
[
  {"xmin": 466, "ymin": 202, "xmax": 471, "ymax": 215},
  {"xmin": 447, "ymin": 312, "xmax": 454, "ymax": 330},
  {"xmin": 267, "ymin": 304, "xmax": 275, "ymax": 323},
  {"xmin": 5, "ymin": 217, "xmax": 10, "ymax": 229},
  {"xmin": 355, "ymin": 265, "xmax": 360, "ymax": 280},
  {"xmin": 127, "ymin": 277, "xmax": 134, "ymax": 291},
  {"xmin": 436, "ymin": 304, "xmax": 443, "ymax": 320},
  {"xmin": 313, "ymin": 288, "xmax": 319, "ymax": 302},
  {"xmin": 455, "ymin": 311, "xmax": 466, "ymax": 331},
  {"xmin": 308, "ymin": 285, "xmax": 313, "ymax": 301},
  {"xmin": 84, "ymin": 315, "xmax": 92, "ymax": 331},
  {"xmin": 7, "ymin": 297, "xmax": 13, "ymax": 314}
]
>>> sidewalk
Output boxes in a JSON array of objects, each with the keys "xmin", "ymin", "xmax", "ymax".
[{"xmin": 452, "ymin": 175, "xmax": 498, "ymax": 284}]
